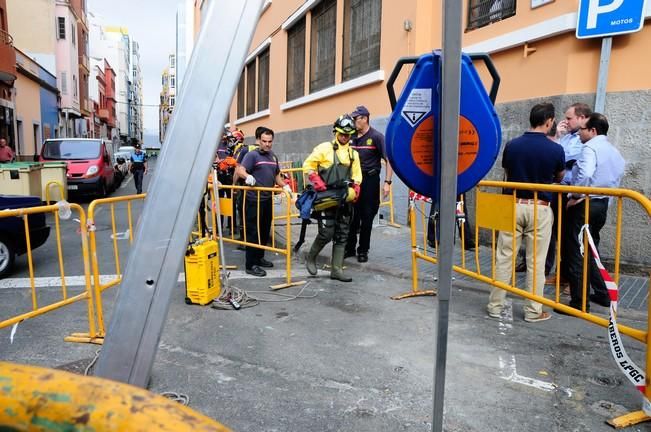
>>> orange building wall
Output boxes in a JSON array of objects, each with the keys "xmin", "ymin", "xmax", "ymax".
[{"xmin": 192, "ymin": 0, "xmax": 651, "ymax": 136}]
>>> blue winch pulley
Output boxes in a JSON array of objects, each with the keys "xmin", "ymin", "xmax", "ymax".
[{"xmin": 385, "ymin": 51, "xmax": 502, "ymax": 200}]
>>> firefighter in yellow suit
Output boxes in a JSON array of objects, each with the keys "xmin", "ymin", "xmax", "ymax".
[{"xmin": 303, "ymin": 114, "xmax": 363, "ymax": 282}]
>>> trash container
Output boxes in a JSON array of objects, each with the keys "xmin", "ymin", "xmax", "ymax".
[
  {"xmin": 0, "ymin": 162, "xmax": 43, "ymax": 198},
  {"xmin": 41, "ymin": 162, "xmax": 68, "ymax": 203}
]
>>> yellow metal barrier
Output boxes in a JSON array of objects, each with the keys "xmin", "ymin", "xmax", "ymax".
[
  {"xmin": 406, "ymin": 181, "xmax": 651, "ymax": 427},
  {"xmin": 0, "ymin": 361, "xmax": 230, "ymax": 431},
  {"xmin": 0, "ymin": 202, "xmax": 98, "ymax": 340},
  {"xmin": 209, "ymin": 184, "xmax": 305, "ymax": 290},
  {"xmin": 66, "ymin": 193, "xmax": 146, "ymax": 344},
  {"xmin": 44, "ymin": 180, "xmax": 65, "ymax": 204}
]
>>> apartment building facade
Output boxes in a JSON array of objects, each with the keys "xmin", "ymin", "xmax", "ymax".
[
  {"xmin": 159, "ymin": 61, "xmax": 174, "ymax": 144},
  {"xmin": 191, "ymin": 0, "xmax": 651, "ymax": 265},
  {"xmin": 15, "ymin": 48, "xmax": 58, "ymax": 157},
  {"xmin": 0, "ymin": 0, "xmax": 16, "ymax": 150},
  {"xmin": 130, "ymin": 40, "xmax": 143, "ymax": 144}
]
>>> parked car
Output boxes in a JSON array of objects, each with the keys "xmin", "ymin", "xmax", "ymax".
[
  {"xmin": 113, "ymin": 152, "xmax": 131, "ymax": 186},
  {"xmin": 0, "ymin": 195, "xmax": 51, "ymax": 278},
  {"xmin": 118, "ymin": 146, "xmax": 136, "ymax": 160},
  {"xmin": 40, "ymin": 138, "xmax": 116, "ymax": 197}
]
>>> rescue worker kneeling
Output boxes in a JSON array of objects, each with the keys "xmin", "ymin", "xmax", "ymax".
[{"xmin": 303, "ymin": 115, "xmax": 362, "ymax": 282}]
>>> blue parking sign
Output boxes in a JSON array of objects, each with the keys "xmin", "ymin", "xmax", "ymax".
[{"xmin": 577, "ymin": 0, "xmax": 648, "ymax": 39}]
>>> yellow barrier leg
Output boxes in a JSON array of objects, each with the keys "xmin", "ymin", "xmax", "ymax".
[
  {"xmin": 392, "ymin": 203, "xmax": 436, "ymax": 300},
  {"xmin": 270, "ymin": 191, "xmax": 306, "ymax": 291}
]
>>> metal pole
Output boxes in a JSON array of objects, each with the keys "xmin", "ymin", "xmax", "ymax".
[
  {"xmin": 594, "ymin": 37, "xmax": 612, "ymax": 113},
  {"xmin": 432, "ymin": 1, "xmax": 462, "ymax": 432},
  {"xmin": 93, "ymin": 0, "xmax": 265, "ymax": 387}
]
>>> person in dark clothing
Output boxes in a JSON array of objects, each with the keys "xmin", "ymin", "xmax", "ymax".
[
  {"xmin": 344, "ymin": 106, "xmax": 394, "ymax": 263},
  {"xmin": 234, "ymin": 128, "xmax": 291, "ymax": 277},
  {"xmin": 562, "ymin": 113, "xmax": 625, "ymax": 313},
  {"xmin": 130, "ymin": 144, "xmax": 148, "ymax": 194}
]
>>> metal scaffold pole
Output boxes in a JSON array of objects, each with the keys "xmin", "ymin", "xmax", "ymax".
[
  {"xmin": 432, "ymin": 1, "xmax": 462, "ymax": 432},
  {"xmin": 94, "ymin": 0, "xmax": 265, "ymax": 387}
]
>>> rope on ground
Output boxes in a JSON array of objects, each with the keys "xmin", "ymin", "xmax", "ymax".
[
  {"xmin": 84, "ymin": 348, "xmax": 190, "ymax": 406},
  {"xmin": 248, "ymin": 281, "xmax": 317, "ymax": 302},
  {"xmin": 211, "ymin": 281, "xmax": 259, "ymax": 310},
  {"xmin": 161, "ymin": 391, "xmax": 190, "ymax": 406},
  {"xmin": 84, "ymin": 349, "xmax": 101, "ymax": 376},
  {"xmin": 211, "ymin": 281, "xmax": 317, "ymax": 309}
]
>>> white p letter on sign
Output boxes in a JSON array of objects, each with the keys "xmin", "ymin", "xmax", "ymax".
[{"xmin": 587, "ymin": 0, "xmax": 624, "ymax": 29}]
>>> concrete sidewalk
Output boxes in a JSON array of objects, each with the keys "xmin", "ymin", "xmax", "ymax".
[{"xmin": 0, "ymin": 216, "xmax": 649, "ymax": 431}]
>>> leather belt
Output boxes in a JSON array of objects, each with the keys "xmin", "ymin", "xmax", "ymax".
[{"xmin": 516, "ymin": 198, "xmax": 550, "ymax": 207}]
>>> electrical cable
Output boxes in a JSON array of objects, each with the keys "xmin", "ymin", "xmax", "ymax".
[{"xmin": 84, "ymin": 349, "xmax": 102, "ymax": 376}]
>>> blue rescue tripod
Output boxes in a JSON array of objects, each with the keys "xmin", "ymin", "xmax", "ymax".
[{"xmin": 384, "ymin": 3, "xmax": 502, "ymax": 430}]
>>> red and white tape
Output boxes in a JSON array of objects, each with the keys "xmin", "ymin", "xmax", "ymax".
[{"xmin": 579, "ymin": 225, "xmax": 648, "ymax": 406}]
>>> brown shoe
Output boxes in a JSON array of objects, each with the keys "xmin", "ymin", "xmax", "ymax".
[{"xmin": 524, "ymin": 311, "xmax": 551, "ymax": 323}]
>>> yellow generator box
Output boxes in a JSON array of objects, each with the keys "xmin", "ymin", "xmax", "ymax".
[{"xmin": 184, "ymin": 240, "xmax": 221, "ymax": 305}]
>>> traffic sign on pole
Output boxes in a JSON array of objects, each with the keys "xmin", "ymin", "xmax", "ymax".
[{"xmin": 576, "ymin": 0, "xmax": 648, "ymax": 39}]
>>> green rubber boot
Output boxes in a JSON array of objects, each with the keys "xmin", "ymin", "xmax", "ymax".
[
  {"xmin": 330, "ymin": 245, "xmax": 352, "ymax": 282},
  {"xmin": 305, "ymin": 237, "xmax": 328, "ymax": 276}
]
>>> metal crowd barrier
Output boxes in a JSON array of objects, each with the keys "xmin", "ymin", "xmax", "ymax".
[
  {"xmin": 44, "ymin": 180, "xmax": 65, "ymax": 204},
  {"xmin": 208, "ymin": 184, "xmax": 306, "ymax": 290},
  {"xmin": 0, "ymin": 202, "xmax": 97, "ymax": 339},
  {"xmin": 66, "ymin": 194, "xmax": 145, "ymax": 344},
  {"xmin": 405, "ymin": 181, "xmax": 651, "ymax": 426}
]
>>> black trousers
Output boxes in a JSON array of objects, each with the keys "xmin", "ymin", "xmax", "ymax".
[
  {"xmin": 426, "ymin": 193, "xmax": 475, "ymax": 248},
  {"xmin": 564, "ymin": 199, "xmax": 609, "ymax": 309},
  {"xmin": 317, "ymin": 205, "xmax": 351, "ymax": 247},
  {"xmin": 244, "ymin": 198, "xmax": 272, "ymax": 269},
  {"xmin": 133, "ymin": 169, "xmax": 144, "ymax": 194},
  {"xmin": 346, "ymin": 172, "xmax": 380, "ymax": 254}
]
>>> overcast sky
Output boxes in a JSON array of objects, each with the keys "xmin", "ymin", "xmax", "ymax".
[{"xmin": 88, "ymin": 0, "xmax": 181, "ymax": 140}]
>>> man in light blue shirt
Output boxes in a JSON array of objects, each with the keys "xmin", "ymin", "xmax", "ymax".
[
  {"xmin": 561, "ymin": 113, "xmax": 625, "ymax": 314},
  {"xmin": 557, "ymin": 103, "xmax": 592, "ymax": 184}
]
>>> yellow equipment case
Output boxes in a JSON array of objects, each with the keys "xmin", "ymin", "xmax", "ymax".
[{"xmin": 184, "ymin": 239, "xmax": 221, "ymax": 305}]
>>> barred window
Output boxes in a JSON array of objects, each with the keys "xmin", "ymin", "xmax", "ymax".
[
  {"xmin": 57, "ymin": 17, "xmax": 66, "ymax": 39},
  {"xmin": 257, "ymin": 48, "xmax": 270, "ymax": 111},
  {"xmin": 286, "ymin": 19, "xmax": 306, "ymax": 101},
  {"xmin": 237, "ymin": 71, "xmax": 245, "ymax": 119},
  {"xmin": 342, "ymin": 0, "xmax": 381, "ymax": 82},
  {"xmin": 467, "ymin": 0, "xmax": 516, "ymax": 31},
  {"xmin": 246, "ymin": 60, "xmax": 256, "ymax": 116},
  {"xmin": 309, "ymin": 0, "xmax": 336, "ymax": 93}
]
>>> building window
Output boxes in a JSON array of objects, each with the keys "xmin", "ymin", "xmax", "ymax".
[
  {"xmin": 170, "ymin": 97, "xmax": 175, "ymax": 107},
  {"xmin": 61, "ymin": 71, "xmax": 68, "ymax": 94},
  {"xmin": 245, "ymin": 60, "xmax": 256, "ymax": 116},
  {"xmin": 57, "ymin": 17, "xmax": 66, "ymax": 39},
  {"xmin": 237, "ymin": 71, "xmax": 245, "ymax": 119},
  {"xmin": 170, "ymin": 54, "xmax": 176, "ymax": 68},
  {"xmin": 171, "ymin": 76, "xmax": 176, "ymax": 88},
  {"xmin": 71, "ymin": 22, "xmax": 76, "ymax": 45},
  {"xmin": 73, "ymin": 75, "xmax": 77, "ymax": 98},
  {"xmin": 286, "ymin": 18, "xmax": 305, "ymax": 101},
  {"xmin": 257, "ymin": 48, "xmax": 270, "ymax": 111},
  {"xmin": 467, "ymin": 0, "xmax": 516, "ymax": 31},
  {"xmin": 309, "ymin": 0, "xmax": 336, "ymax": 93},
  {"xmin": 342, "ymin": 0, "xmax": 381, "ymax": 81}
]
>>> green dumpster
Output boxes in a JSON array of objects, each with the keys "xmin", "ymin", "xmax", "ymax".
[
  {"xmin": 41, "ymin": 162, "xmax": 68, "ymax": 203},
  {"xmin": 0, "ymin": 162, "xmax": 43, "ymax": 198}
]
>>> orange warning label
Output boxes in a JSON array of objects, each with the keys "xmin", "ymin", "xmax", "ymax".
[
  {"xmin": 411, "ymin": 116, "xmax": 435, "ymax": 176},
  {"xmin": 410, "ymin": 115, "xmax": 479, "ymax": 176},
  {"xmin": 458, "ymin": 115, "xmax": 479, "ymax": 174}
]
